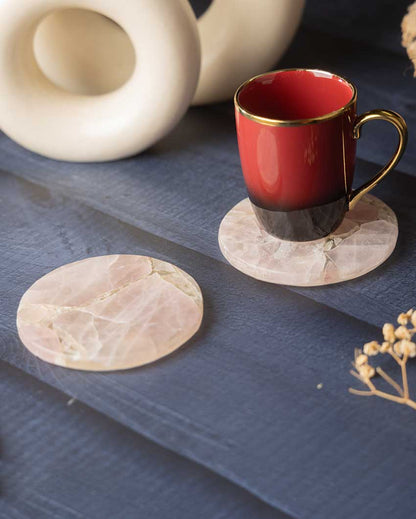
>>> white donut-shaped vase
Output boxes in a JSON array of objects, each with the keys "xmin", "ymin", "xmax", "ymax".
[
  {"xmin": 0, "ymin": 0, "xmax": 200, "ymax": 162},
  {"xmin": 192, "ymin": 0, "xmax": 305, "ymax": 105}
]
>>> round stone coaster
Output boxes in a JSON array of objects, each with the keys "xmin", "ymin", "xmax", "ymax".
[
  {"xmin": 218, "ymin": 194, "xmax": 398, "ymax": 287},
  {"xmin": 17, "ymin": 255, "xmax": 203, "ymax": 371}
]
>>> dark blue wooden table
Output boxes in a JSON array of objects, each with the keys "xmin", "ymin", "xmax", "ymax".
[{"xmin": 2, "ymin": 1, "xmax": 416, "ymax": 518}]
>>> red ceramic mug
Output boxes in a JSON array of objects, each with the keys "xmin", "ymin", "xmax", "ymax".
[{"xmin": 234, "ymin": 69, "xmax": 407, "ymax": 241}]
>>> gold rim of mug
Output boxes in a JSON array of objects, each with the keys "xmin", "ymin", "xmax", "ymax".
[{"xmin": 234, "ymin": 68, "xmax": 358, "ymax": 127}]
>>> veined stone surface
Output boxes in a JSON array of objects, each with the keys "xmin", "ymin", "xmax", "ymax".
[
  {"xmin": 218, "ymin": 195, "xmax": 398, "ymax": 287},
  {"xmin": 17, "ymin": 255, "xmax": 203, "ymax": 371}
]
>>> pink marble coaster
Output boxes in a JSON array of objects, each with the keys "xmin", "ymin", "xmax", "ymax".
[
  {"xmin": 17, "ymin": 255, "xmax": 203, "ymax": 371},
  {"xmin": 218, "ymin": 194, "xmax": 398, "ymax": 287}
]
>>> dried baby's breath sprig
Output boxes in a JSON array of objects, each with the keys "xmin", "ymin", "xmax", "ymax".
[
  {"xmin": 395, "ymin": 339, "xmax": 416, "ymax": 358},
  {"xmin": 382, "ymin": 323, "xmax": 396, "ymax": 343},
  {"xmin": 355, "ymin": 352, "xmax": 368, "ymax": 366},
  {"xmin": 411, "ymin": 311, "xmax": 416, "ymax": 328},
  {"xmin": 398, "ymin": 312, "xmax": 410, "ymax": 325},
  {"xmin": 395, "ymin": 325, "xmax": 411, "ymax": 340},
  {"xmin": 380, "ymin": 341, "xmax": 392, "ymax": 353},
  {"xmin": 350, "ymin": 309, "xmax": 416, "ymax": 410},
  {"xmin": 363, "ymin": 341, "xmax": 380, "ymax": 356}
]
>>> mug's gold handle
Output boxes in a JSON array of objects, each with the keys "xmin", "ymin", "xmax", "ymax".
[{"xmin": 349, "ymin": 109, "xmax": 408, "ymax": 210}]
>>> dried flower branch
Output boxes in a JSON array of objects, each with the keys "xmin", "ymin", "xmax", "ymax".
[
  {"xmin": 402, "ymin": 2, "xmax": 416, "ymax": 75},
  {"xmin": 349, "ymin": 309, "xmax": 416, "ymax": 410}
]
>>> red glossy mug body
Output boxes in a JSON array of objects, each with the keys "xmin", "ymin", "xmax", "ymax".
[{"xmin": 235, "ymin": 69, "xmax": 407, "ymax": 241}]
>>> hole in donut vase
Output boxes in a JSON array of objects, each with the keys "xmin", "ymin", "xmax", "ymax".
[{"xmin": 33, "ymin": 8, "xmax": 136, "ymax": 96}]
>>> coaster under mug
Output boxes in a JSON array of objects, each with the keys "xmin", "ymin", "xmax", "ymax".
[{"xmin": 218, "ymin": 194, "xmax": 397, "ymax": 287}]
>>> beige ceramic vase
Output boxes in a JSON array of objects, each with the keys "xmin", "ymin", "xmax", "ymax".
[
  {"xmin": 0, "ymin": 0, "xmax": 201, "ymax": 162},
  {"xmin": 193, "ymin": 0, "xmax": 305, "ymax": 104},
  {"xmin": 0, "ymin": 0, "xmax": 305, "ymax": 161}
]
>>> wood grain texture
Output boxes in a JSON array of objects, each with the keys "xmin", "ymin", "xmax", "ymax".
[{"xmin": 1, "ymin": 361, "xmax": 286, "ymax": 519}]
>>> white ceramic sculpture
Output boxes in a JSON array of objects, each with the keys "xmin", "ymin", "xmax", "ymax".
[
  {"xmin": 0, "ymin": 0, "xmax": 201, "ymax": 161},
  {"xmin": 193, "ymin": 0, "xmax": 305, "ymax": 104},
  {"xmin": 0, "ymin": 0, "xmax": 304, "ymax": 160},
  {"xmin": 30, "ymin": 0, "xmax": 305, "ymax": 106}
]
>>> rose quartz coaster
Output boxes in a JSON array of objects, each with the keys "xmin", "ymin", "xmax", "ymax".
[
  {"xmin": 218, "ymin": 194, "xmax": 398, "ymax": 287},
  {"xmin": 17, "ymin": 255, "xmax": 203, "ymax": 371}
]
